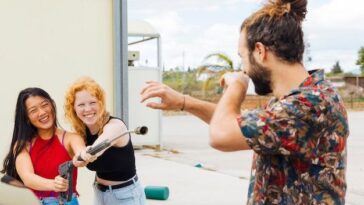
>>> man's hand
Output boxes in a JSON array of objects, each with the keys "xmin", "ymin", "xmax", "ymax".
[
  {"xmin": 220, "ymin": 71, "xmax": 250, "ymax": 93},
  {"xmin": 53, "ymin": 175, "xmax": 68, "ymax": 192},
  {"xmin": 140, "ymin": 81, "xmax": 185, "ymax": 111}
]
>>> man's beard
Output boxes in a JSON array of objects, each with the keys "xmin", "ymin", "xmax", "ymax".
[{"xmin": 248, "ymin": 54, "xmax": 273, "ymax": 96}]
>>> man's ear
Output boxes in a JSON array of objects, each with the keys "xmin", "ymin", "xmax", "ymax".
[{"xmin": 254, "ymin": 42, "xmax": 267, "ymax": 62}]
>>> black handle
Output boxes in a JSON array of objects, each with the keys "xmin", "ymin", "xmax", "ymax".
[
  {"xmin": 77, "ymin": 141, "xmax": 111, "ymax": 161},
  {"xmin": 134, "ymin": 126, "xmax": 148, "ymax": 135},
  {"xmin": 58, "ymin": 161, "xmax": 74, "ymax": 203}
]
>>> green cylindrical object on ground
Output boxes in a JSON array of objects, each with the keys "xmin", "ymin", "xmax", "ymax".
[{"xmin": 144, "ymin": 186, "xmax": 169, "ymax": 200}]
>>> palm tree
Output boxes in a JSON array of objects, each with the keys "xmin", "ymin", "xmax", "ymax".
[{"xmin": 196, "ymin": 53, "xmax": 235, "ymax": 98}]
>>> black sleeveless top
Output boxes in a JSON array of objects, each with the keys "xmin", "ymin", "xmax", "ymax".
[{"xmin": 85, "ymin": 116, "xmax": 136, "ymax": 181}]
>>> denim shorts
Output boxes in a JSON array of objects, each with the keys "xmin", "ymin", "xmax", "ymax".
[
  {"xmin": 40, "ymin": 193, "xmax": 79, "ymax": 205},
  {"xmin": 93, "ymin": 180, "xmax": 146, "ymax": 205}
]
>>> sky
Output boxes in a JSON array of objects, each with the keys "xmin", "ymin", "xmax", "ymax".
[{"xmin": 128, "ymin": 0, "xmax": 364, "ymax": 73}]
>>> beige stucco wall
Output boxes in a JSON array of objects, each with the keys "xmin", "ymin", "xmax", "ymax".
[{"xmin": 0, "ymin": 0, "xmax": 114, "ymax": 163}]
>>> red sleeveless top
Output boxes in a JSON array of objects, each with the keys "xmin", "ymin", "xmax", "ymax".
[{"xmin": 29, "ymin": 132, "xmax": 78, "ymax": 198}]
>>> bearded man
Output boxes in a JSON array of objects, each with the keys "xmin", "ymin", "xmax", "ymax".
[{"xmin": 140, "ymin": 0, "xmax": 348, "ymax": 204}]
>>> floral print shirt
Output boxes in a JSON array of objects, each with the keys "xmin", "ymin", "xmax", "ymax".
[{"xmin": 238, "ymin": 70, "xmax": 349, "ymax": 205}]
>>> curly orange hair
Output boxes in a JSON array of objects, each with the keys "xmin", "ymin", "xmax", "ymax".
[{"xmin": 64, "ymin": 77, "xmax": 110, "ymax": 139}]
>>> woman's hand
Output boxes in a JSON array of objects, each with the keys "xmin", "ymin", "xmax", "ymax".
[
  {"xmin": 53, "ymin": 175, "xmax": 68, "ymax": 192},
  {"xmin": 73, "ymin": 146, "xmax": 97, "ymax": 167}
]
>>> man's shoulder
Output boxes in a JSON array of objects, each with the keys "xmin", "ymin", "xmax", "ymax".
[
  {"xmin": 284, "ymin": 81, "xmax": 340, "ymax": 106},
  {"xmin": 269, "ymin": 82, "xmax": 347, "ymax": 121}
]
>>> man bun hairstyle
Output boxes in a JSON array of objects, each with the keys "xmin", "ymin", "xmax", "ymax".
[
  {"xmin": 273, "ymin": 0, "xmax": 307, "ymax": 21},
  {"xmin": 241, "ymin": 0, "xmax": 308, "ymax": 63}
]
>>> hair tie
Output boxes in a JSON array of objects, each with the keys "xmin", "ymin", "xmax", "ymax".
[{"xmin": 283, "ymin": 3, "xmax": 291, "ymax": 14}]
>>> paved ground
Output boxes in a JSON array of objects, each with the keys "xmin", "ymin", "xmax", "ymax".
[{"xmin": 75, "ymin": 153, "xmax": 249, "ymax": 205}]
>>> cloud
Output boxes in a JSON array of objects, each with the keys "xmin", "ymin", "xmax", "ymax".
[
  {"xmin": 307, "ymin": 0, "xmax": 364, "ymax": 30},
  {"xmin": 147, "ymin": 12, "xmax": 183, "ymax": 32},
  {"xmin": 187, "ymin": 24, "xmax": 240, "ymax": 67},
  {"xmin": 144, "ymin": 12, "xmax": 192, "ymax": 68},
  {"xmin": 129, "ymin": 0, "xmax": 364, "ymax": 72},
  {"xmin": 129, "ymin": 0, "xmax": 259, "ymax": 12},
  {"xmin": 131, "ymin": 11, "xmax": 241, "ymax": 69},
  {"xmin": 305, "ymin": 0, "xmax": 364, "ymax": 71},
  {"xmin": 128, "ymin": 0, "xmax": 263, "ymax": 69}
]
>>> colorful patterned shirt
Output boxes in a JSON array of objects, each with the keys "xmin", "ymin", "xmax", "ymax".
[{"xmin": 238, "ymin": 70, "xmax": 349, "ymax": 205}]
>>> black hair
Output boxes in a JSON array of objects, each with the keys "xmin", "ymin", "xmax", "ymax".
[
  {"xmin": 1, "ymin": 88, "xmax": 58, "ymax": 181},
  {"xmin": 241, "ymin": 0, "xmax": 307, "ymax": 63}
]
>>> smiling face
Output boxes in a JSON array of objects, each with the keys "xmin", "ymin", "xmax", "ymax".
[
  {"xmin": 238, "ymin": 30, "xmax": 273, "ymax": 95},
  {"xmin": 25, "ymin": 96, "xmax": 55, "ymax": 133},
  {"xmin": 74, "ymin": 90, "xmax": 100, "ymax": 130}
]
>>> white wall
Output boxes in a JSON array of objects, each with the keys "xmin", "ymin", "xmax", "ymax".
[
  {"xmin": 0, "ymin": 0, "xmax": 114, "ymax": 202},
  {"xmin": 0, "ymin": 0, "xmax": 114, "ymax": 152},
  {"xmin": 129, "ymin": 66, "xmax": 161, "ymax": 146}
]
